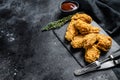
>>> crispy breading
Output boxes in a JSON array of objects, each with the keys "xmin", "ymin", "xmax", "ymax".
[
  {"xmin": 74, "ymin": 20, "xmax": 91, "ymax": 35},
  {"xmin": 65, "ymin": 20, "xmax": 78, "ymax": 41},
  {"xmin": 96, "ymin": 34, "xmax": 112, "ymax": 51},
  {"xmin": 71, "ymin": 13, "xmax": 92, "ymax": 23},
  {"xmin": 83, "ymin": 33, "xmax": 97, "ymax": 49},
  {"xmin": 71, "ymin": 35, "xmax": 84, "ymax": 48},
  {"xmin": 85, "ymin": 45, "xmax": 100, "ymax": 63},
  {"xmin": 74, "ymin": 20, "xmax": 100, "ymax": 35},
  {"xmin": 90, "ymin": 26, "xmax": 100, "ymax": 33}
]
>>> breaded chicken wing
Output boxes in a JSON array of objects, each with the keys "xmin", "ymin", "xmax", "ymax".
[
  {"xmin": 65, "ymin": 20, "xmax": 78, "ymax": 41},
  {"xmin": 71, "ymin": 13, "xmax": 92, "ymax": 23},
  {"xmin": 71, "ymin": 35, "xmax": 84, "ymax": 48},
  {"xmin": 83, "ymin": 33, "xmax": 97, "ymax": 49},
  {"xmin": 75, "ymin": 20, "xmax": 100, "ymax": 35},
  {"xmin": 74, "ymin": 20, "xmax": 91, "ymax": 35},
  {"xmin": 96, "ymin": 34, "xmax": 112, "ymax": 51},
  {"xmin": 85, "ymin": 45, "xmax": 100, "ymax": 63}
]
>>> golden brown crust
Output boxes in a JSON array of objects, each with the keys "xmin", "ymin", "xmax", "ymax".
[
  {"xmin": 74, "ymin": 20, "xmax": 100, "ymax": 35},
  {"xmin": 71, "ymin": 13, "xmax": 92, "ymax": 23},
  {"xmin": 85, "ymin": 45, "xmax": 100, "ymax": 63},
  {"xmin": 71, "ymin": 35, "xmax": 84, "ymax": 48},
  {"xmin": 96, "ymin": 34, "xmax": 112, "ymax": 51},
  {"xmin": 65, "ymin": 20, "xmax": 78, "ymax": 41},
  {"xmin": 83, "ymin": 33, "xmax": 97, "ymax": 49},
  {"xmin": 74, "ymin": 20, "xmax": 91, "ymax": 35},
  {"xmin": 89, "ymin": 26, "xmax": 101, "ymax": 33}
]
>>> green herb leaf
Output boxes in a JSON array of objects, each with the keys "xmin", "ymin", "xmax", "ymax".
[{"xmin": 41, "ymin": 15, "xmax": 73, "ymax": 31}]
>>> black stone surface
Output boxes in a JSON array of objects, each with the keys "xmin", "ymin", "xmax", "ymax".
[{"xmin": 0, "ymin": 0, "xmax": 120, "ymax": 80}]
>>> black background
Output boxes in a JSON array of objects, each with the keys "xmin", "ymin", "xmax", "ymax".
[{"xmin": 0, "ymin": 0, "xmax": 120, "ymax": 80}]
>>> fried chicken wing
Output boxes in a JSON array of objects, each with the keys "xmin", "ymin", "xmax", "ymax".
[
  {"xmin": 65, "ymin": 20, "xmax": 78, "ymax": 41},
  {"xmin": 96, "ymin": 34, "xmax": 112, "ymax": 51},
  {"xmin": 71, "ymin": 35, "xmax": 84, "ymax": 48},
  {"xmin": 74, "ymin": 20, "xmax": 91, "ymax": 35},
  {"xmin": 71, "ymin": 13, "xmax": 92, "ymax": 23},
  {"xmin": 74, "ymin": 20, "xmax": 100, "ymax": 35},
  {"xmin": 85, "ymin": 45, "xmax": 100, "ymax": 63},
  {"xmin": 83, "ymin": 33, "xmax": 97, "ymax": 49}
]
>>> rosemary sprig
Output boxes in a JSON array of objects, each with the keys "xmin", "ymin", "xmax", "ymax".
[{"xmin": 41, "ymin": 15, "xmax": 73, "ymax": 31}]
